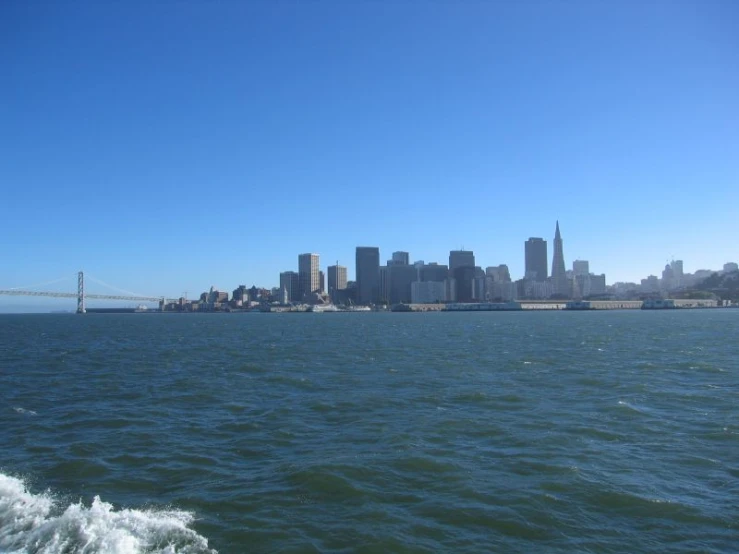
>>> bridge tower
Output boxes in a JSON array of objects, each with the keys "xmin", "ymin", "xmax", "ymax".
[{"xmin": 77, "ymin": 271, "xmax": 86, "ymax": 314}]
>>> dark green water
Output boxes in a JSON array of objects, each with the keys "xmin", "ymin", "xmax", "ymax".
[{"xmin": 1, "ymin": 311, "xmax": 738, "ymax": 553}]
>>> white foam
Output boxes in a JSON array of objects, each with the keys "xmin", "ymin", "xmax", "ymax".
[
  {"xmin": 12, "ymin": 407, "xmax": 38, "ymax": 416},
  {"xmin": 0, "ymin": 473, "xmax": 216, "ymax": 554}
]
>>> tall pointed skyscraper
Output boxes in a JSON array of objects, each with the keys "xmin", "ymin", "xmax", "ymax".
[{"xmin": 551, "ymin": 221, "xmax": 568, "ymax": 297}]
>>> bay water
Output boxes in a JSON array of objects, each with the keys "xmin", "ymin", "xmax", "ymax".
[{"xmin": 1, "ymin": 311, "xmax": 737, "ymax": 553}]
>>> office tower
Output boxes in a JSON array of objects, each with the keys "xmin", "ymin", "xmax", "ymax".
[
  {"xmin": 449, "ymin": 250, "xmax": 475, "ymax": 271},
  {"xmin": 298, "ymin": 253, "xmax": 320, "ymax": 299},
  {"xmin": 379, "ymin": 265, "xmax": 389, "ymax": 303},
  {"xmin": 525, "ymin": 238, "xmax": 548, "ymax": 281},
  {"xmin": 671, "ymin": 260, "xmax": 684, "ymax": 278},
  {"xmin": 356, "ymin": 247, "xmax": 380, "ymax": 305},
  {"xmin": 486, "ymin": 265, "xmax": 511, "ymax": 283},
  {"xmin": 453, "ymin": 266, "xmax": 476, "ymax": 302},
  {"xmin": 449, "ymin": 250, "xmax": 475, "ymax": 302},
  {"xmin": 319, "ymin": 271, "xmax": 325, "ymax": 293},
  {"xmin": 420, "ymin": 263, "xmax": 449, "ymax": 282},
  {"xmin": 389, "ymin": 263, "xmax": 418, "ymax": 304},
  {"xmin": 391, "ymin": 251, "xmax": 410, "ymax": 266},
  {"xmin": 573, "ymin": 260, "xmax": 590, "ymax": 276},
  {"xmin": 279, "ymin": 271, "xmax": 300, "ymax": 302},
  {"xmin": 551, "ymin": 221, "xmax": 568, "ymax": 296},
  {"xmin": 327, "ymin": 265, "xmax": 347, "ymax": 295}
]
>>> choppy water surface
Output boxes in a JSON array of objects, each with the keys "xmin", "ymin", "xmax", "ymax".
[{"xmin": 1, "ymin": 311, "xmax": 738, "ymax": 553}]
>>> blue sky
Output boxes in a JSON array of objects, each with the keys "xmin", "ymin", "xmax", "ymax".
[{"xmin": 1, "ymin": 1, "xmax": 737, "ymax": 309}]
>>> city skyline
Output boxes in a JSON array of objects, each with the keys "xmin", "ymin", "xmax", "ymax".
[
  {"xmin": 1, "ymin": 2, "xmax": 737, "ymax": 305},
  {"xmin": 2, "ymin": 218, "xmax": 736, "ymax": 312}
]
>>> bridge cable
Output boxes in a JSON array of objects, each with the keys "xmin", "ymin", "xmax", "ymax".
[
  {"xmin": 6, "ymin": 276, "xmax": 72, "ymax": 291},
  {"xmin": 85, "ymin": 274, "xmax": 158, "ymax": 299}
]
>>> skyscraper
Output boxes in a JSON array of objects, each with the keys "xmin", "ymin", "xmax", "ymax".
[
  {"xmin": 572, "ymin": 260, "xmax": 590, "ymax": 276},
  {"xmin": 449, "ymin": 250, "xmax": 475, "ymax": 302},
  {"xmin": 551, "ymin": 221, "xmax": 568, "ymax": 297},
  {"xmin": 279, "ymin": 271, "xmax": 299, "ymax": 302},
  {"xmin": 449, "ymin": 250, "xmax": 475, "ymax": 271},
  {"xmin": 298, "ymin": 253, "xmax": 319, "ymax": 299},
  {"xmin": 391, "ymin": 251, "xmax": 410, "ymax": 266},
  {"xmin": 525, "ymin": 238, "xmax": 548, "ymax": 281},
  {"xmin": 356, "ymin": 247, "xmax": 380, "ymax": 305},
  {"xmin": 327, "ymin": 265, "xmax": 347, "ymax": 295}
]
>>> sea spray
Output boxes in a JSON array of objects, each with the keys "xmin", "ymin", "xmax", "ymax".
[{"xmin": 0, "ymin": 473, "xmax": 216, "ymax": 554}]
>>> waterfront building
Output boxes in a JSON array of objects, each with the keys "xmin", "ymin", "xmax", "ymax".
[
  {"xmin": 298, "ymin": 253, "xmax": 320, "ymax": 300},
  {"xmin": 551, "ymin": 221, "xmax": 568, "ymax": 297},
  {"xmin": 327, "ymin": 265, "xmax": 347, "ymax": 299},
  {"xmin": 519, "ymin": 278, "xmax": 553, "ymax": 299},
  {"xmin": 411, "ymin": 281, "xmax": 446, "ymax": 304},
  {"xmin": 356, "ymin": 247, "xmax": 380, "ymax": 304},
  {"xmin": 490, "ymin": 280, "xmax": 518, "ymax": 301},
  {"xmin": 319, "ymin": 271, "xmax": 325, "ymax": 294},
  {"xmin": 279, "ymin": 271, "xmax": 299, "ymax": 302},
  {"xmin": 525, "ymin": 238, "xmax": 548, "ymax": 281}
]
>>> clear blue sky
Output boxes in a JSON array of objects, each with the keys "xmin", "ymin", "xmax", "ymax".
[{"xmin": 1, "ymin": 1, "xmax": 737, "ymax": 309}]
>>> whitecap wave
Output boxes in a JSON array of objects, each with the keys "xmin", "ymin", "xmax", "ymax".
[
  {"xmin": 0, "ymin": 472, "xmax": 216, "ymax": 554},
  {"xmin": 12, "ymin": 407, "xmax": 37, "ymax": 416}
]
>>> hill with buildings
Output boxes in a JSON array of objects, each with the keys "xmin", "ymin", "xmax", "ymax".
[{"xmin": 687, "ymin": 270, "xmax": 739, "ymax": 302}]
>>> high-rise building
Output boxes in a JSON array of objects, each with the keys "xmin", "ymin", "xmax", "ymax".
[
  {"xmin": 279, "ymin": 271, "xmax": 300, "ymax": 302},
  {"xmin": 298, "ymin": 253, "xmax": 320, "ymax": 299},
  {"xmin": 453, "ymin": 266, "xmax": 476, "ymax": 302},
  {"xmin": 379, "ymin": 265, "xmax": 389, "ymax": 303},
  {"xmin": 327, "ymin": 265, "xmax": 347, "ymax": 296},
  {"xmin": 389, "ymin": 263, "xmax": 418, "ymax": 304},
  {"xmin": 486, "ymin": 265, "xmax": 511, "ymax": 283},
  {"xmin": 449, "ymin": 250, "xmax": 475, "ymax": 302},
  {"xmin": 525, "ymin": 238, "xmax": 548, "ymax": 282},
  {"xmin": 411, "ymin": 281, "xmax": 446, "ymax": 304},
  {"xmin": 449, "ymin": 250, "xmax": 475, "ymax": 271},
  {"xmin": 573, "ymin": 260, "xmax": 590, "ymax": 276},
  {"xmin": 671, "ymin": 260, "xmax": 684, "ymax": 278},
  {"xmin": 356, "ymin": 247, "xmax": 380, "ymax": 305},
  {"xmin": 551, "ymin": 221, "xmax": 568, "ymax": 297},
  {"xmin": 232, "ymin": 285, "xmax": 248, "ymax": 304},
  {"xmin": 391, "ymin": 251, "xmax": 410, "ymax": 266},
  {"xmin": 319, "ymin": 271, "xmax": 325, "ymax": 293},
  {"xmin": 420, "ymin": 263, "xmax": 449, "ymax": 282}
]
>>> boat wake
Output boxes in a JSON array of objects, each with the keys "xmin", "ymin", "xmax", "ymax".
[{"xmin": 0, "ymin": 472, "xmax": 216, "ymax": 554}]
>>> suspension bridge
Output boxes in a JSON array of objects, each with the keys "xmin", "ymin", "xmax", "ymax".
[{"xmin": 0, "ymin": 272, "xmax": 178, "ymax": 313}]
